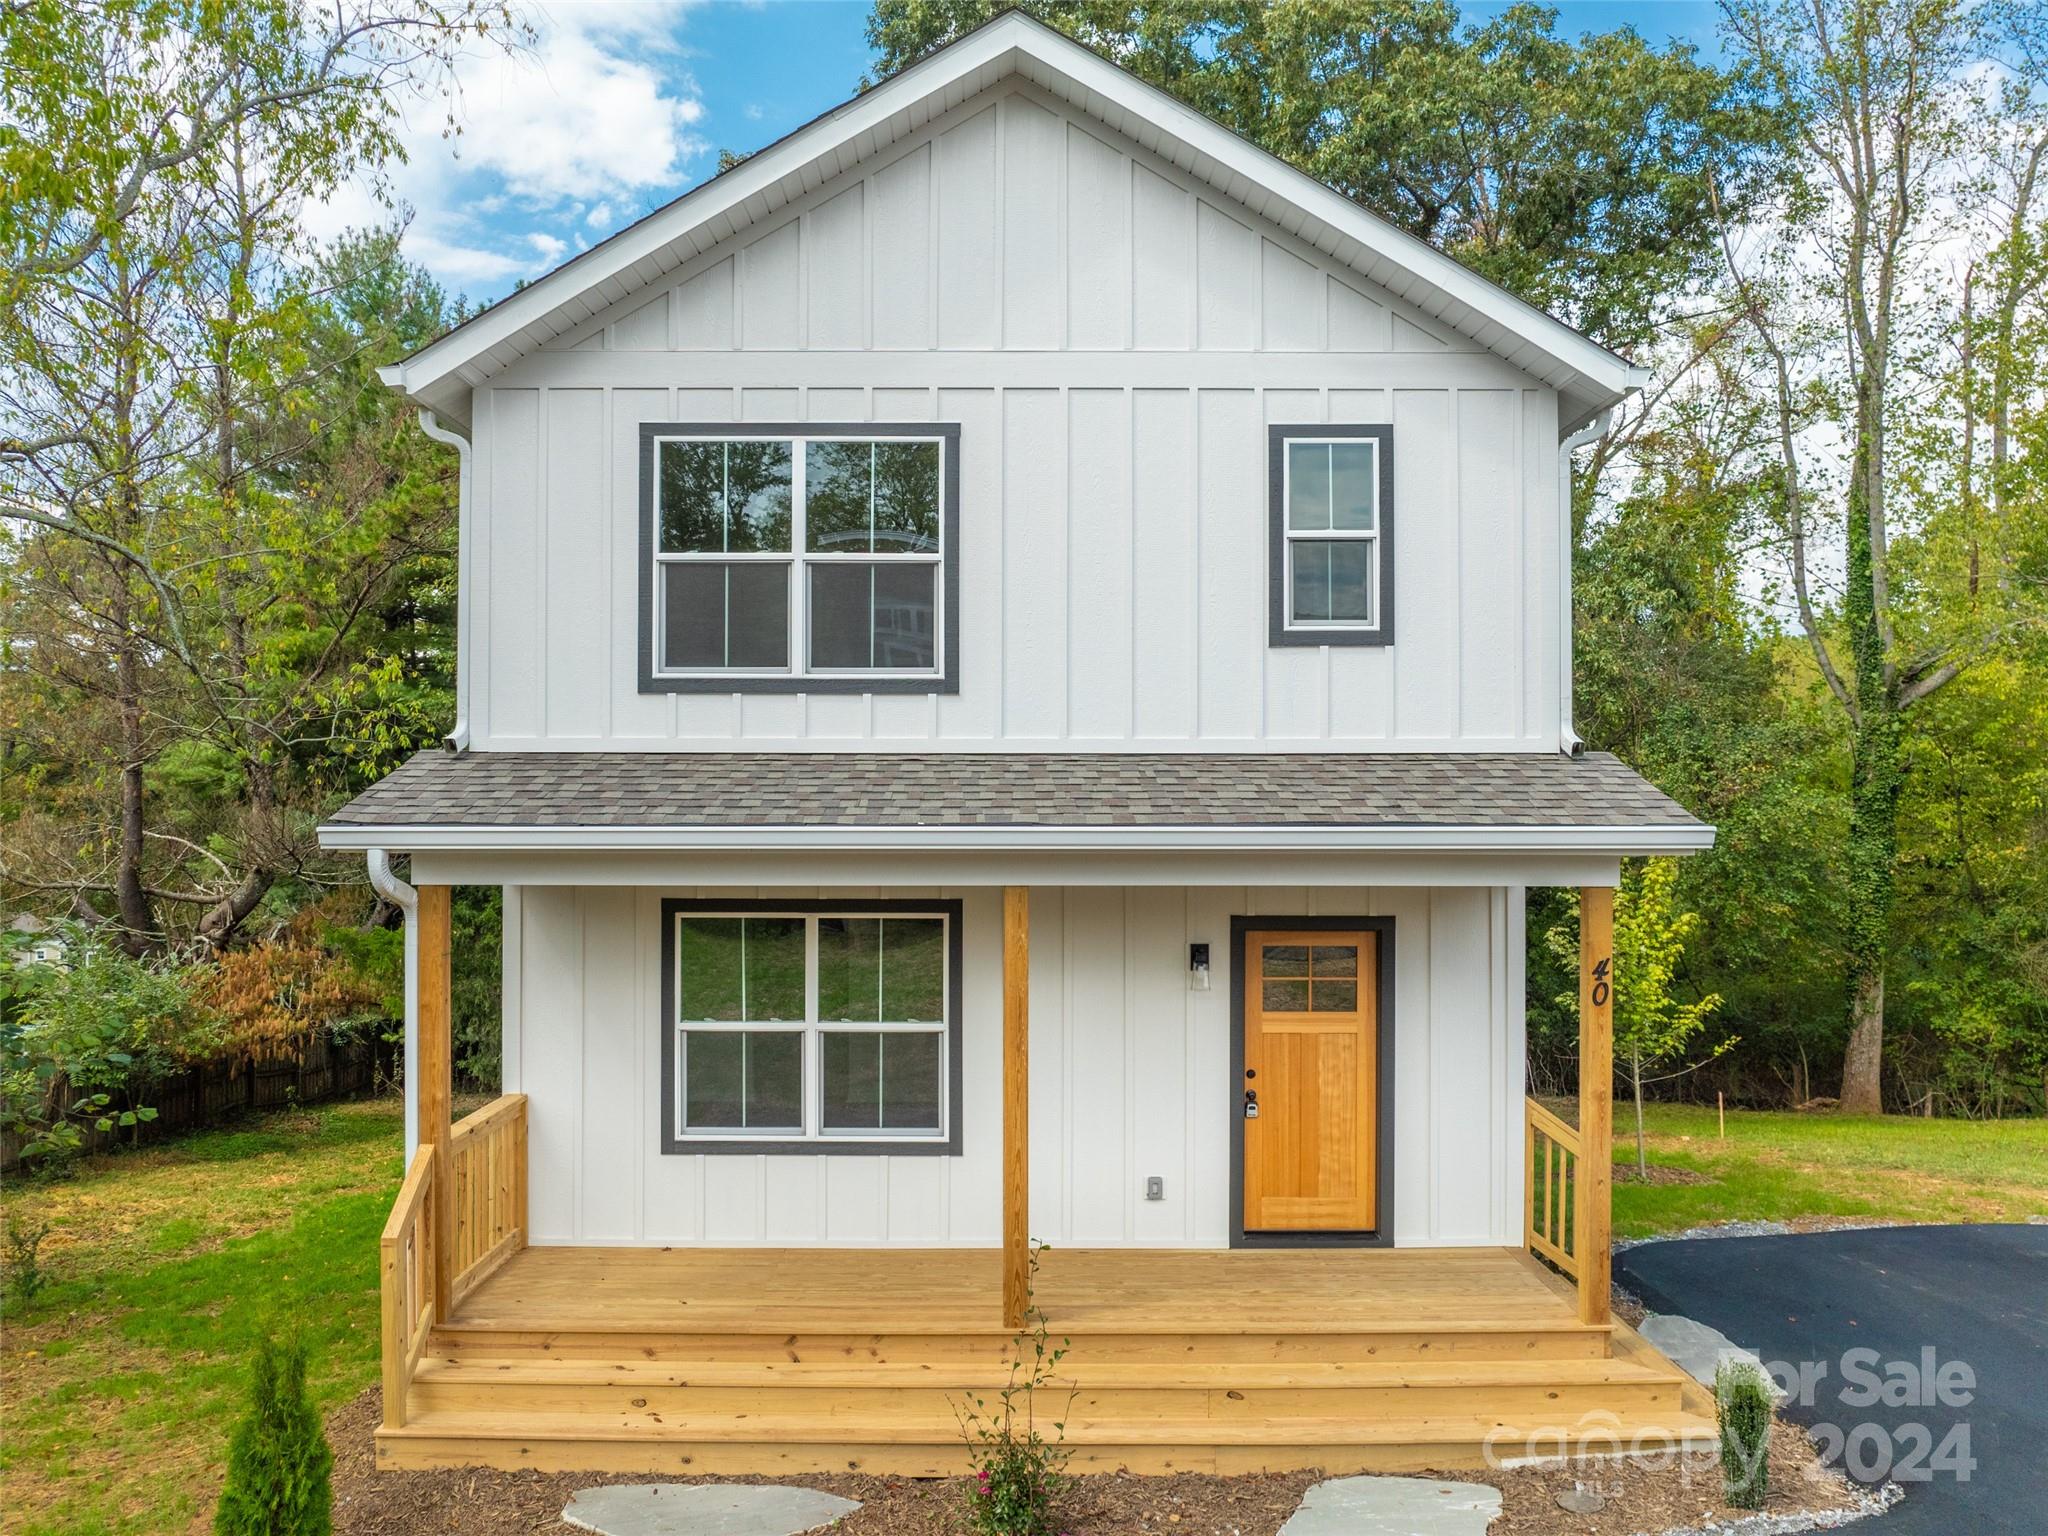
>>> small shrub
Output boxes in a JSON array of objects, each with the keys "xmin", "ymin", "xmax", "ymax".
[
  {"xmin": 957, "ymin": 1242, "xmax": 1073, "ymax": 1536},
  {"xmin": 1716, "ymin": 1356, "xmax": 1773, "ymax": 1511},
  {"xmin": 214, "ymin": 1334, "xmax": 333, "ymax": 1536},
  {"xmin": 3, "ymin": 1216, "xmax": 52, "ymax": 1306}
]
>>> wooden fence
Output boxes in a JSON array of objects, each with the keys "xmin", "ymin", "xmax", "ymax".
[
  {"xmin": 1, "ymin": 1030, "xmax": 397, "ymax": 1171},
  {"xmin": 1524, "ymin": 1095, "xmax": 1581, "ymax": 1280}
]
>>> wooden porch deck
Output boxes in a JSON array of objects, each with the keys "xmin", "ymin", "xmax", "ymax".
[
  {"xmin": 450, "ymin": 1244, "xmax": 1592, "ymax": 1335},
  {"xmin": 377, "ymin": 1244, "xmax": 1716, "ymax": 1475}
]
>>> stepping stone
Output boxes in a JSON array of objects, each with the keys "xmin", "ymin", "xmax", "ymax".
[
  {"xmin": 1278, "ymin": 1474, "xmax": 1499, "ymax": 1536},
  {"xmin": 1641, "ymin": 1311, "xmax": 1778, "ymax": 1395},
  {"xmin": 562, "ymin": 1483, "xmax": 860, "ymax": 1536}
]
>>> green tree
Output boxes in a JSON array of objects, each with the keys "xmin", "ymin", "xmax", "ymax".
[
  {"xmin": 865, "ymin": 0, "xmax": 1787, "ymax": 352},
  {"xmin": 213, "ymin": 1334, "xmax": 333, "ymax": 1536},
  {"xmin": 1717, "ymin": 0, "xmax": 2048, "ymax": 1111},
  {"xmin": 1551, "ymin": 861, "xmax": 1728, "ymax": 1174}
]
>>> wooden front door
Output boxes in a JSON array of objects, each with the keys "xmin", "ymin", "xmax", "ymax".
[{"xmin": 1241, "ymin": 929, "xmax": 1377, "ymax": 1233}]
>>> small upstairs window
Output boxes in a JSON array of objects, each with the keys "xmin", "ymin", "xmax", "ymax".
[
  {"xmin": 1268, "ymin": 425, "xmax": 1394, "ymax": 646},
  {"xmin": 639, "ymin": 423, "xmax": 960, "ymax": 693}
]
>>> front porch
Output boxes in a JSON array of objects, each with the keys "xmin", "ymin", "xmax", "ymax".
[
  {"xmin": 379, "ymin": 1226, "xmax": 1714, "ymax": 1475},
  {"xmin": 366, "ymin": 878, "xmax": 1718, "ymax": 1474}
]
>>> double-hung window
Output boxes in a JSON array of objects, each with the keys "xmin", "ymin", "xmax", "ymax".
[
  {"xmin": 660, "ymin": 899, "xmax": 963, "ymax": 1154},
  {"xmin": 1268, "ymin": 424, "xmax": 1394, "ymax": 646},
  {"xmin": 640, "ymin": 423, "xmax": 960, "ymax": 692}
]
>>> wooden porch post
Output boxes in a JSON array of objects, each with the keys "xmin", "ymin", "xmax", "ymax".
[
  {"xmin": 1003, "ymin": 886, "xmax": 1029, "ymax": 1330},
  {"xmin": 1576, "ymin": 885, "xmax": 1614, "ymax": 1326},
  {"xmin": 418, "ymin": 883, "xmax": 455, "ymax": 1317}
]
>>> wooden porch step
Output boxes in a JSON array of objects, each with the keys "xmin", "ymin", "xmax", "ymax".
[
  {"xmin": 405, "ymin": 1352, "xmax": 1692, "ymax": 1432},
  {"xmin": 427, "ymin": 1322, "xmax": 1617, "ymax": 1364},
  {"xmin": 374, "ymin": 1407, "xmax": 1720, "ymax": 1477},
  {"xmin": 412, "ymin": 1353, "xmax": 1676, "ymax": 1391}
]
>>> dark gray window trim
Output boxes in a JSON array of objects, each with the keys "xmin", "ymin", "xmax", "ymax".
[
  {"xmin": 1227, "ymin": 914, "xmax": 1396, "ymax": 1248},
  {"xmin": 1267, "ymin": 423, "xmax": 1395, "ymax": 648},
  {"xmin": 638, "ymin": 422, "xmax": 962, "ymax": 694},
  {"xmin": 658, "ymin": 897, "xmax": 966, "ymax": 1156}
]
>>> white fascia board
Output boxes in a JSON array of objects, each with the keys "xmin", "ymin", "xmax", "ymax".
[
  {"xmin": 380, "ymin": 14, "xmax": 1637, "ymax": 414},
  {"xmin": 318, "ymin": 821, "xmax": 1715, "ymax": 855}
]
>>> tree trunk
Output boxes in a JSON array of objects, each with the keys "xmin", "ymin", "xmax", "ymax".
[
  {"xmin": 1839, "ymin": 368, "xmax": 1902, "ymax": 1117},
  {"xmin": 1632, "ymin": 1053, "xmax": 1648, "ymax": 1176}
]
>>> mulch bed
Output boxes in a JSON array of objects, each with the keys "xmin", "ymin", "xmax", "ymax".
[
  {"xmin": 330, "ymin": 1390, "xmax": 1862, "ymax": 1536},
  {"xmin": 1613, "ymin": 1164, "xmax": 1716, "ymax": 1187}
]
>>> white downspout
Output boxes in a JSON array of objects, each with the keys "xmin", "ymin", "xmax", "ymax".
[
  {"xmin": 416, "ymin": 409, "xmax": 472, "ymax": 753},
  {"xmin": 367, "ymin": 849, "xmax": 421, "ymax": 1161},
  {"xmin": 1557, "ymin": 409, "xmax": 1615, "ymax": 757}
]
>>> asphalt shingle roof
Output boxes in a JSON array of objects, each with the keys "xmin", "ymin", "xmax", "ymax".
[{"xmin": 324, "ymin": 751, "xmax": 1701, "ymax": 831}]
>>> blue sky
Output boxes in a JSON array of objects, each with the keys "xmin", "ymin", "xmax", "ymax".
[{"xmin": 310, "ymin": 1, "xmax": 1725, "ymax": 307}]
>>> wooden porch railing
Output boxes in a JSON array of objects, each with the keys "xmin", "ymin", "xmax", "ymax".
[
  {"xmin": 1523, "ymin": 1096, "xmax": 1581, "ymax": 1281},
  {"xmin": 443, "ymin": 1093, "xmax": 529, "ymax": 1312},
  {"xmin": 378, "ymin": 1094, "xmax": 526, "ymax": 1430}
]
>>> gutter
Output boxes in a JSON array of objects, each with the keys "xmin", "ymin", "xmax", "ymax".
[
  {"xmin": 322, "ymin": 822, "xmax": 1716, "ymax": 855},
  {"xmin": 365, "ymin": 850, "xmax": 421, "ymax": 1161},
  {"xmin": 415, "ymin": 410, "xmax": 472, "ymax": 753},
  {"xmin": 1557, "ymin": 408, "xmax": 1616, "ymax": 758}
]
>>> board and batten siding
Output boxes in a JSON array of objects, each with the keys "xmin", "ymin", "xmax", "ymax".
[
  {"xmin": 466, "ymin": 80, "xmax": 1565, "ymax": 751},
  {"xmin": 505, "ymin": 884, "xmax": 1526, "ymax": 1249}
]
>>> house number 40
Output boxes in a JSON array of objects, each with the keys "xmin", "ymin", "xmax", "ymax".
[{"xmin": 1590, "ymin": 956, "xmax": 1612, "ymax": 1009}]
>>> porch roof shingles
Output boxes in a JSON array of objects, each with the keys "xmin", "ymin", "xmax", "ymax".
[{"xmin": 323, "ymin": 750, "xmax": 1703, "ymax": 833}]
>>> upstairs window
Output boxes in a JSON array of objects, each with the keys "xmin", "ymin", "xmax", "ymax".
[
  {"xmin": 639, "ymin": 424, "xmax": 960, "ymax": 693},
  {"xmin": 1268, "ymin": 425, "xmax": 1394, "ymax": 647}
]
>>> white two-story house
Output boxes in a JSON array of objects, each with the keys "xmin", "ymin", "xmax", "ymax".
[{"xmin": 323, "ymin": 12, "xmax": 1717, "ymax": 1477}]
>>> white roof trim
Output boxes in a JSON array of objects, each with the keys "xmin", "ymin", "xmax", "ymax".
[
  {"xmin": 318, "ymin": 821, "xmax": 1715, "ymax": 855},
  {"xmin": 380, "ymin": 12, "xmax": 1643, "ymax": 428}
]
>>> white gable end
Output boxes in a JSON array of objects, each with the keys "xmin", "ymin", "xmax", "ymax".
[
  {"xmin": 531, "ymin": 84, "xmax": 1479, "ymax": 363},
  {"xmin": 385, "ymin": 12, "xmax": 1638, "ymax": 428}
]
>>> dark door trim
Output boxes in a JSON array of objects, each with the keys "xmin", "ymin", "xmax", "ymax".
[{"xmin": 1228, "ymin": 914, "xmax": 1396, "ymax": 1249}]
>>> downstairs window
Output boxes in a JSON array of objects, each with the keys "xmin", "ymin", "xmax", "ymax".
[{"xmin": 659, "ymin": 899, "xmax": 964, "ymax": 1154}]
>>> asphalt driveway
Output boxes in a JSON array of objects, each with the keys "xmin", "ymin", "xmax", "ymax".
[{"xmin": 1616, "ymin": 1224, "xmax": 2048, "ymax": 1535}]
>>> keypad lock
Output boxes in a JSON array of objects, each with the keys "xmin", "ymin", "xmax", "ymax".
[{"xmin": 1243, "ymin": 1087, "xmax": 1259, "ymax": 1119}]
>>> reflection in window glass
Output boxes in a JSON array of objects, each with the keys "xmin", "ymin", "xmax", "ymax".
[
  {"xmin": 1291, "ymin": 541, "xmax": 1372, "ymax": 624},
  {"xmin": 882, "ymin": 919, "xmax": 945, "ymax": 1022},
  {"xmin": 682, "ymin": 1030, "xmax": 802, "ymax": 1132},
  {"xmin": 810, "ymin": 564, "xmax": 937, "ymax": 670},
  {"xmin": 1288, "ymin": 441, "xmax": 1331, "ymax": 530},
  {"xmin": 1330, "ymin": 441, "xmax": 1376, "ymax": 529},
  {"xmin": 818, "ymin": 917, "xmax": 882, "ymax": 1022}
]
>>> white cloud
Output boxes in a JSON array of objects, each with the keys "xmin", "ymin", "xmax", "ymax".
[{"xmin": 303, "ymin": 0, "xmax": 710, "ymax": 299}]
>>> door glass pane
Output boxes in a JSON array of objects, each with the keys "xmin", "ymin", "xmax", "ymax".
[
  {"xmin": 1287, "ymin": 441, "xmax": 1330, "ymax": 530},
  {"xmin": 744, "ymin": 1030, "xmax": 803, "ymax": 1130},
  {"xmin": 1262, "ymin": 979, "xmax": 1310, "ymax": 1012},
  {"xmin": 743, "ymin": 918, "xmax": 806, "ymax": 1021},
  {"xmin": 723, "ymin": 440, "xmax": 793, "ymax": 551},
  {"xmin": 1331, "ymin": 441, "xmax": 1376, "ymax": 530},
  {"xmin": 1262, "ymin": 944, "xmax": 1309, "ymax": 976},
  {"xmin": 882, "ymin": 1031, "xmax": 942, "ymax": 1130},
  {"xmin": 659, "ymin": 441, "xmax": 726, "ymax": 552},
  {"xmin": 663, "ymin": 563, "xmax": 789, "ymax": 670},
  {"xmin": 821, "ymin": 1031, "xmax": 882, "ymax": 1130},
  {"xmin": 872, "ymin": 441, "xmax": 941, "ymax": 552},
  {"xmin": 1313, "ymin": 980, "xmax": 1359, "ymax": 1012},
  {"xmin": 1311, "ymin": 945, "xmax": 1358, "ymax": 977},
  {"xmin": 818, "ymin": 917, "xmax": 882, "ymax": 1021},
  {"xmin": 805, "ymin": 441, "xmax": 871, "ymax": 552},
  {"xmin": 1291, "ymin": 540, "xmax": 1373, "ymax": 624},
  {"xmin": 882, "ymin": 919, "xmax": 945, "ymax": 1021},
  {"xmin": 678, "ymin": 918, "xmax": 743, "ymax": 1020},
  {"xmin": 682, "ymin": 1030, "xmax": 743, "ymax": 1128}
]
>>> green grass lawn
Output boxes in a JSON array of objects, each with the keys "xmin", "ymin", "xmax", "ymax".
[
  {"xmin": 2, "ymin": 1095, "xmax": 2044, "ymax": 1534},
  {"xmin": 0, "ymin": 1100, "xmax": 405, "ymax": 1536},
  {"xmin": 1607, "ymin": 1102, "xmax": 2048, "ymax": 1239}
]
